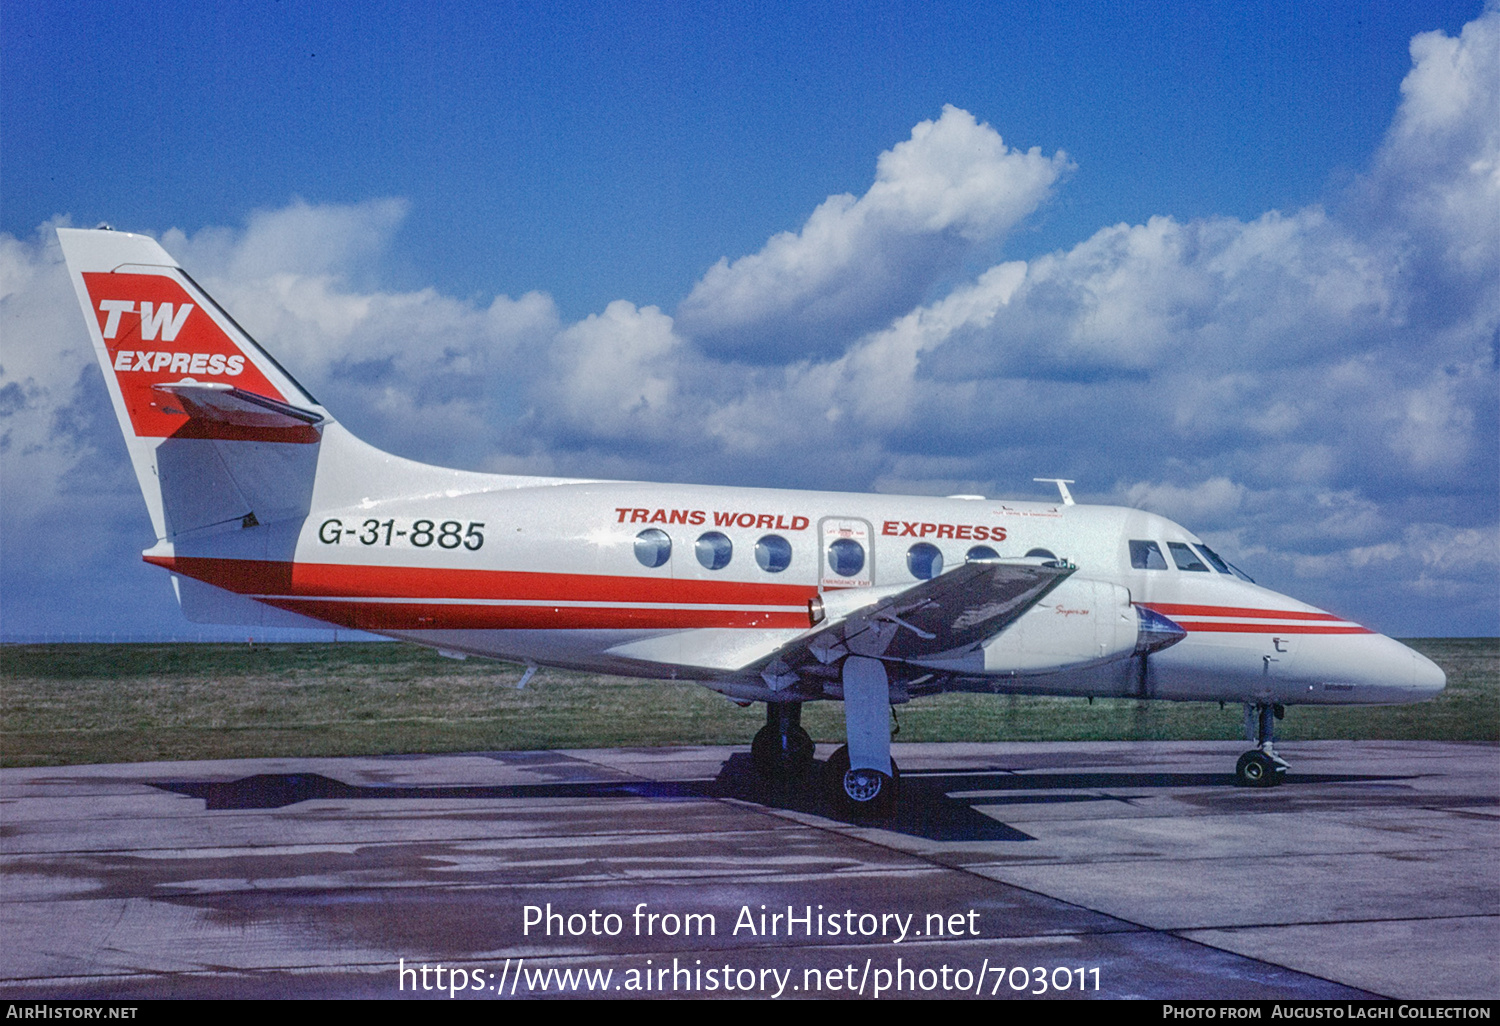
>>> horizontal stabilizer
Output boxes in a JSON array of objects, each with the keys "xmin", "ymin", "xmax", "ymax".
[{"xmin": 152, "ymin": 381, "xmax": 324, "ymax": 428}]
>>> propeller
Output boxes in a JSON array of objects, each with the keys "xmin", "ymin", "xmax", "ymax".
[{"xmin": 1133, "ymin": 606, "xmax": 1187, "ymax": 699}]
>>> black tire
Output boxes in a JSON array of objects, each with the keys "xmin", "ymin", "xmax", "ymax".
[
  {"xmin": 824, "ymin": 745, "xmax": 900, "ymax": 818},
  {"xmin": 751, "ymin": 722, "xmax": 815, "ymax": 780},
  {"xmin": 1236, "ymin": 750, "xmax": 1283, "ymax": 788}
]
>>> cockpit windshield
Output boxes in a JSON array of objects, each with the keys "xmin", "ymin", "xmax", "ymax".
[
  {"xmin": 1195, "ymin": 542, "xmax": 1255, "ymax": 582},
  {"xmin": 1168, "ymin": 542, "xmax": 1210, "ymax": 572},
  {"xmin": 1130, "ymin": 536, "xmax": 1256, "ymax": 581}
]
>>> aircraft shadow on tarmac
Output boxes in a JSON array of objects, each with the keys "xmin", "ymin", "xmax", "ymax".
[{"xmin": 147, "ymin": 757, "xmax": 1418, "ymax": 843}]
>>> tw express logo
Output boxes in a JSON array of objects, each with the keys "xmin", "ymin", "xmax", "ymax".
[
  {"xmin": 111, "ymin": 350, "xmax": 245, "ymax": 376},
  {"xmin": 98, "ymin": 300, "xmax": 192, "ymax": 341},
  {"xmin": 97, "ymin": 300, "xmax": 247, "ymax": 377}
]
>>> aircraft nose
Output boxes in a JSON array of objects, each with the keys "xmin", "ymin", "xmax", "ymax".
[
  {"xmin": 1409, "ymin": 647, "xmax": 1447, "ymax": 695},
  {"xmin": 1291, "ymin": 630, "xmax": 1446, "ymax": 703}
]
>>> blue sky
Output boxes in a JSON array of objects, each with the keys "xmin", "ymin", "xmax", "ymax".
[
  {"xmin": 2, "ymin": 1, "xmax": 1497, "ymax": 638},
  {"xmin": 5, "ymin": 1, "xmax": 1484, "ymax": 312}
]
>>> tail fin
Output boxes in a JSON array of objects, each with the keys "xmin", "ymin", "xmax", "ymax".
[
  {"xmin": 58, "ymin": 227, "xmax": 330, "ymax": 542},
  {"xmin": 59, "ymin": 227, "xmax": 340, "ymax": 627},
  {"xmin": 58, "ymin": 226, "xmax": 555, "ymax": 628}
]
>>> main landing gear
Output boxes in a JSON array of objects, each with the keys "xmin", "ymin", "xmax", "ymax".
[
  {"xmin": 751, "ymin": 702, "xmax": 815, "ymax": 781},
  {"xmin": 1236, "ymin": 702, "xmax": 1289, "ymax": 787},
  {"xmin": 827, "ymin": 655, "xmax": 900, "ymax": 817},
  {"xmin": 823, "ymin": 743, "xmax": 900, "ymax": 819},
  {"xmin": 752, "ymin": 657, "xmax": 902, "ymax": 819}
]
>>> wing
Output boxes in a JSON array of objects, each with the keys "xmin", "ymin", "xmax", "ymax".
[{"xmin": 757, "ymin": 560, "xmax": 1075, "ymax": 691}]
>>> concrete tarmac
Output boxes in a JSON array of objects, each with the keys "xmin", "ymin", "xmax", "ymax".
[{"xmin": 1, "ymin": 740, "xmax": 1496, "ymax": 1000}]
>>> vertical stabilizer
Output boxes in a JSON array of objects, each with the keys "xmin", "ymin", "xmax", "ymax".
[
  {"xmin": 57, "ymin": 226, "xmax": 568, "ymax": 628},
  {"xmin": 57, "ymin": 227, "xmax": 330, "ymax": 542}
]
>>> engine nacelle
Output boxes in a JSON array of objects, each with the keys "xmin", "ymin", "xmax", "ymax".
[
  {"xmin": 807, "ymin": 583, "xmax": 911, "ymax": 626},
  {"xmin": 979, "ymin": 577, "xmax": 1140, "ymax": 675}
]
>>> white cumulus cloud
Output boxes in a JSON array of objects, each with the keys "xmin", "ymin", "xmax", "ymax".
[{"xmin": 676, "ymin": 106, "xmax": 1070, "ymax": 361}]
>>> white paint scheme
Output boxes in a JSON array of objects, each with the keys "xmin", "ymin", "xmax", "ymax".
[{"xmin": 57, "ymin": 227, "xmax": 1446, "ymax": 794}]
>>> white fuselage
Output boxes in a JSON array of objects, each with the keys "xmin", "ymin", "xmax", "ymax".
[{"xmin": 148, "ymin": 425, "xmax": 1445, "ymax": 709}]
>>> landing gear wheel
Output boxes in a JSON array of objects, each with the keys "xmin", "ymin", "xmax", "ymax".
[
  {"xmin": 824, "ymin": 745, "xmax": 900, "ymax": 818},
  {"xmin": 751, "ymin": 723, "xmax": 815, "ymax": 780},
  {"xmin": 1236, "ymin": 750, "xmax": 1284, "ymax": 788}
]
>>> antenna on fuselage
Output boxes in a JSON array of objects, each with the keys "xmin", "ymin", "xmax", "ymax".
[{"xmin": 1034, "ymin": 478, "xmax": 1076, "ymax": 505}]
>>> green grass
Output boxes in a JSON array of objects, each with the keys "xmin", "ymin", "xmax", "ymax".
[{"xmin": 0, "ymin": 639, "xmax": 1494, "ymax": 767}]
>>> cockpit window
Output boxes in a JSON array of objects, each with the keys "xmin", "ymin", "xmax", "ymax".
[
  {"xmin": 1226, "ymin": 561, "xmax": 1255, "ymax": 583},
  {"xmin": 1168, "ymin": 542, "xmax": 1210, "ymax": 572},
  {"xmin": 1195, "ymin": 542, "xmax": 1255, "ymax": 582},
  {"xmin": 1194, "ymin": 540, "xmax": 1254, "ymax": 582},
  {"xmin": 1129, "ymin": 540, "xmax": 1168, "ymax": 570},
  {"xmin": 1193, "ymin": 543, "xmax": 1232, "ymax": 574}
]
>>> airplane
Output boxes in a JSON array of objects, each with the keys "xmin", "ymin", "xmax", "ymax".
[{"xmin": 56, "ymin": 226, "xmax": 1447, "ymax": 816}]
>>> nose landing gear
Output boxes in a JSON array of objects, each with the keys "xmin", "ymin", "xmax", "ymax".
[{"xmin": 1237, "ymin": 702, "xmax": 1289, "ymax": 787}]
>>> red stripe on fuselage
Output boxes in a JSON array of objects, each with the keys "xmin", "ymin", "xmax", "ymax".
[
  {"xmin": 260, "ymin": 597, "xmax": 810, "ymax": 631},
  {"xmin": 147, "ymin": 554, "xmax": 295, "ymax": 593},
  {"xmin": 1174, "ymin": 621, "xmax": 1374, "ymax": 635},
  {"xmin": 1140, "ymin": 602, "xmax": 1346, "ymax": 622},
  {"xmin": 145, "ymin": 554, "xmax": 819, "ymax": 629}
]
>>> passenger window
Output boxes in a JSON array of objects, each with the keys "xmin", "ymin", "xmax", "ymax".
[
  {"xmin": 634, "ymin": 528, "xmax": 671, "ymax": 569},
  {"xmin": 1129, "ymin": 540, "xmax": 1168, "ymax": 570},
  {"xmin": 755, "ymin": 534, "xmax": 792, "ymax": 573},
  {"xmin": 1168, "ymin": 542, "xmax": 1210, "ymax": 572},
  {"xmin": 1025, "ymin": 548, "xmax": 1057, "ymax": 560},
  {"xmin": 827, "ymin": 537, "xmax": 865, "ymax": 578},
  {"xmin": 906, "ymin": 542, "xmax": 943, "ymax": 580},
  {"xmin": 695, "ymin": 531, "xmax": 733, "ymax": 570},
  {"xmin": 966, "ymin": 545, "xmax": 1000, "ymax": 562}
]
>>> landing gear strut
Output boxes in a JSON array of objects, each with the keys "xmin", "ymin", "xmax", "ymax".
[
  {"xmin": 826, "ymin": 655, "xmax": 900, "ymax": 818},
  {"xmin": 751, "ymin": 702, "xmax": 815, "ymax": 781},
  {"xmin": 1236, "ymin": 702, "xmax": 1289, "ymax": 787}
]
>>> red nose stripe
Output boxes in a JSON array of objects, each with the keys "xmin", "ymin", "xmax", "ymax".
[
  {"xmin": 1141, "ymin": 603, "xmax": 1347, "ymax": 621},
  {"xmin": 1173, "ymin": 621, "xmax": 1373, "ymax": 635}
]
